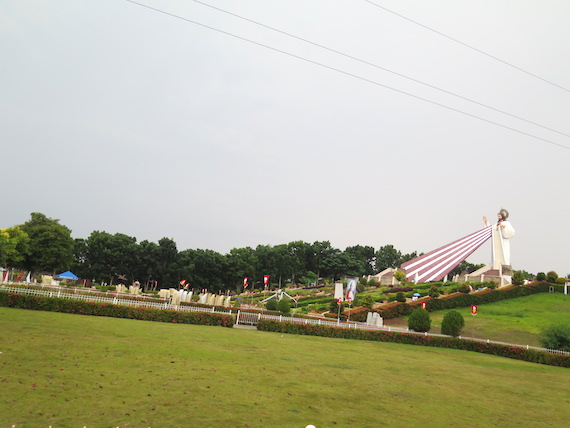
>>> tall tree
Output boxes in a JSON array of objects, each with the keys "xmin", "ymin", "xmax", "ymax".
[
  {"xmin": 135, "ymin": 240, "xmax": 160, "ymax": 290},
  {"xmin": 225, "ymin": 247, "xmax": 257, "ymax": 291},
  {"xmin": 81, "ymin": 231, "xmax": 137, "ymax": 285},
  {"xmin": 155, "ymin": 238, "xmax": 179, "ymax": 289},
  {"xmin": 0, "ymin": 226, "xmax": 30, "ymax": 268},
  {"xmin": 375, "ymin": 245, "xmax": 402, "ymax": 272},
  {"xmin": 344, "ymin": 245, "xmax": 376, "ymax": 276},
  {"xmin": 20, "ymin": 213, "xmax": 74, "ymax": 273},
  {"xmin": 308, "ymin": 241, "xmax": 336, "ymax": 282}
]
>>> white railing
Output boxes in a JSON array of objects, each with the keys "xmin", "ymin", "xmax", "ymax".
[
  {"xmin": 3, "ymin": 285, "xmax": 569, "ymax": 356},
  {"xmin": 0, "ymin": 285, "xmax": 232, "ymax": 316}
]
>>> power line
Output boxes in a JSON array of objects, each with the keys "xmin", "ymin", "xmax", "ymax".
[
  {"xmin": 364, "ymin": 0, "xmax": 570, "ymax": 93},
  {"xmin": 125, "ymin": 0, "xmax": 570, "ymax": 151},
  {"xmin": 188, "ymin": 0, "xmax": 570, "ymax": 140}
]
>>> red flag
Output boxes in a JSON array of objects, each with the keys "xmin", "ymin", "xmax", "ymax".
[
  {"xmin": 263, "ymin": 275, "xmax": 270, "ymax": 288},
  {"xmin": 243, "ymin": 277, "xmax": 248, "ymax": 289}
]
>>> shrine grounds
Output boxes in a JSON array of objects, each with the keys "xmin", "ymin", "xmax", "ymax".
[
  {"xmin": 2, "ymin": 307, "xmax": 570, "ymax": 427},
  {"xmin": 385, "ymin": 293, "xmax": 570, "ymax": 346}
]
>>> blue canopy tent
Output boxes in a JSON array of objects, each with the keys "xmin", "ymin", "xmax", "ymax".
[{"xmin": 55, "ymin": 271, "xmax": 79, "ymax": 280}]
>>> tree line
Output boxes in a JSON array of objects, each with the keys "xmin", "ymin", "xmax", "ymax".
[{"xmin": 1, "ymin": 213, "xmax": 423, "ymax": 291}]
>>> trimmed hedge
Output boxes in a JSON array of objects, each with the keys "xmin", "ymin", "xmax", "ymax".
[
  {"xmin": 257, "ymin": 320, "xmax": 570, "ymax": 368},
  {"xmin": 0, "ymin": 292, "xmax": 234, "ymax": 327}
]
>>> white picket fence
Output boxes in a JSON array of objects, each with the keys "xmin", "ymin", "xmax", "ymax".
[
  {"xmin": 3, "ymin": 285, "xmax": 569, "ymax": 356},
  {"xmin": 0, "ymin": 285, "xmax": 232, "ymax": 315}
]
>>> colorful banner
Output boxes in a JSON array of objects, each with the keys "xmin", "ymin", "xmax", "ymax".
[
  {"xmin": 345, "ymin": 279, "xmax": 357, "ymax": 302},
  {"xmin": 263, "ymin": 275, "xmax": 270, "ymax": 288},
  {"xmin": 243, "ymin": 277, "xmax": 249, "ymax": 289}
]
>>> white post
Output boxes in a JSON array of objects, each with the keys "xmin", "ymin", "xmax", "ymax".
[
  {"xmin": 565, "ymin": 284, "xmax": 568, "ymax": 295},
  {"xmin": 236, "ymin": 310, "xmax": 240, "ymax": 325}
]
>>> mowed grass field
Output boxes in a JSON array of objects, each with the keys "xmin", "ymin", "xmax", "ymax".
[
  {"xmin": 1, "ymin": 307, "xmax": 570, "ymax": 428},
  {"xmin": 385, "ymin": 293, "xmax": 570, "ymax": 346}
]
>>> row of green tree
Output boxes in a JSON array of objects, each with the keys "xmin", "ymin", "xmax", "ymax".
[{"xmin": 2, "ymin": 213, "xmax": 422, "ymax": 291}]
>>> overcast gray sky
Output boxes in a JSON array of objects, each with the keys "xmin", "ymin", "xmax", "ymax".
[{"xmin": 2, "ymin": 0, "xmax": 569, "ymax": 276}]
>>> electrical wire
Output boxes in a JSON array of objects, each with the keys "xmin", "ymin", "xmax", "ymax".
[
  {"xmin": 364, "ymin": 0, "xmax": 570, "ymax": 93},
  {"xmin": 188, "ymin": 0, "xmax": 570, "ymax": 140},
  {"xmin": 125, "ymin": 0, "xmax": 570, "ymax": 151}
]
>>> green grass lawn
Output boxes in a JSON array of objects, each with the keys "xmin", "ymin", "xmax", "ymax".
[
  {"xmin": 385, "ymin": 293, "xmax": 570, "ymax": 346},
  {"xmin": 1, "ymin": 307, "xmax": 570, "ymax": 427}
]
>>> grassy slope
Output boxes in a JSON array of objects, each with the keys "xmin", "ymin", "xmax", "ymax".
[
  {"xmin": 385, "ymin": 293, "xmax": 570, "ymax": 346},
  {"xmin": 1, "ymin": 307, "xmax": 569, "ymax": 428}
]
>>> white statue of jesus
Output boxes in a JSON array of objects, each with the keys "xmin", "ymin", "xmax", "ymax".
[{"xmin": 483, "ymin": 208, "xmax": 515, "ymax": 270}]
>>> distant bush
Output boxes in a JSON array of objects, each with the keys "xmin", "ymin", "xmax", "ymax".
[
  {"xmin": 277, "ymin": 299, "xmax": 291, "ymax": 314},
  {"xmin": 536, "ymin": 272, "xmax": 546, "ymax": 281},
  {"xmin": 546, "ymin": 271, "xmax": 559, "ymax": 283},
  {"xmin": 395, "ymin": 292, "xmax": 406, "ymax": 303},
  {"xmin": 368, "ymin": 278, "xmax": 379, "ymax": 287},
  {"xmin": 361, "ymin": 295, "xmax": 375, "ymax": 309},
  {"xmin": 329, "ymin": 299, "xmax": 344, "ymax": 314},
  {"xmin": 555, "ymin": 278, "xmax": 568, "ymax": 285},
  {"xmin": 428, "ymin": 285, "xmax": 441, "ymax": 298},
  {"xmin": 265, "ymin": 299, "xmax": 277, "ymax": 311},
  {"xmin": 540, "ymin": 325, "xmax": 570, "ymax": 351},
  {"xmin": 408, "ymin": 308, "xmax": 431, "ymax": 332},
  {"xmin": 393, "ymin": 271, "xmax": 408, "ymax": 284},
  {"xmin": 456, "ymin": 284, "xmax": 471, "ymax": 293},
  {"xmin": 441, "ymin": 310, "xmax": 465, "ymax": 337},
  {"xmin": 512, "ymin": 271, "xmax": 525, "ymax": 286}
]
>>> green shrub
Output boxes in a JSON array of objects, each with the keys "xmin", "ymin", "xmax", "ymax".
[
  {"xmin": 277, "ymin": 299, "xmax": 291, "ymax": 314},
  {"xmin": 265, "ymin": 299, "xmax": 277, "ymax": 311},
  {"xmin": 361, "ymin": 295, "xmax": 375, "ymax": 309},
  {"xmin": 456, "ymin": 284, "xmax": 471, "ymax": 293},
  {"xmin": 540, "ymin": 325, "xmax": 570, "ymax": 351},
  {"xmin": 512, "ymin": 271, "xmax": 525, "ymax": 286},
  {"xmin": 536, "ymin": 272, "xmax": 546, "ymax": 281},
  {"xmin": 408, "ymin": 308, "xmax": 431, "ymax": 332},
  {"xmin": 329, "ymin": 299, "xmax": 344, "ymax": 314},
  {"xmin": 428, "ymin": 285, "xmax": 441, "ymax": 298},
  {"xmin": 393, "ymin": 271, "xmax": 407, "ymax": 284},
  {"xmin": 395, "ymin": 291, "xmax": 406, "ymax": 303},
  {"xmin": 555, "ymin": 277, "xmax": 568, "ymax": 285},
  {"xmin": 441, "ymin": 310, "xmax": 465, "ymax": 337},
  {"xmin": 546, "ymin": 271, "xmax": 559, "ymax": 283},
  {"xmin": 368, "ymin": 278, "xmax": 378, "ymax": 287},
  {"xmin": 359, "ymin": 277, "xmax": 368, "ymax": 285}
]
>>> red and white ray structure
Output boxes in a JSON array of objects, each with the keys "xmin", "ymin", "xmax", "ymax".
[{"xmin": 401, "ymin": 226, "xmax": 492, "ymax": 283}]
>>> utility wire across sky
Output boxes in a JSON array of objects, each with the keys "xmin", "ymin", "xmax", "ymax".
[
  {"xmin": 364, "ymin": 0, "xmax": 570, "ymax": 93},
  {"xmin": 125, "ymin": 0, "xmax": 570, "ymax": 151},
  {"xmin": 189, "ymin": 0, "xmax": 570, "ymax": 140}
]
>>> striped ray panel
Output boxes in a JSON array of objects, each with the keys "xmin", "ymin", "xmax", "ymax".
[{"xmin": 401, "ymin": 226, "xmax": 492, "ymax": 283}]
